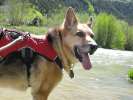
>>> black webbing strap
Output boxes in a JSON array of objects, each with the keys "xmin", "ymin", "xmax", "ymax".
[
  {"xmin": 54, "ymin": 56, "xmax": 63, "ymax": 69},
  {"xmin": 21, "ymin": 48, "xmax": 34, "ymax": 86},
  {"xmin": 0, "ymin": 29, "xmax": 4, "ymax": 40}
]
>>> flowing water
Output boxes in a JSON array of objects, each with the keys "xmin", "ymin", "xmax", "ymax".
[{"xmin": 0, "ymin": 48, "xmax": 133, "ymax": 100}]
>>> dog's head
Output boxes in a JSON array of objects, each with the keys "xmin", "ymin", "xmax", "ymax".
[{"xmin": 60, "ymin": 7, "xmax": 98, "ymax": 70}]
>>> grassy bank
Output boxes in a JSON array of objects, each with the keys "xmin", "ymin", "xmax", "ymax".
[{"xmin": 0, "ymin": 25, "xmax": 47, "ymax": 35}]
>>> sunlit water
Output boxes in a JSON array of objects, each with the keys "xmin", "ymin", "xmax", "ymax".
[{"xmin": 0, "ymin": 48, "xmax": 133, "ymax": 100}]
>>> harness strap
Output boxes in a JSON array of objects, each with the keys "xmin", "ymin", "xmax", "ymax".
[
  {"xmin": 59, "ymin": 32, "xmax": 63, "ymax": 42},
  {"xmin": 25, "ymin": 63, "xmax": 32, "ymax": 85},
  {"xmin": 54, "ymin": 56, "xmax": 63, "ymax": 69},
  {"xmin": 54, "ymin": 32, "xmax": 64, "ymax": 69},
  {"xmin": 0, "ymin": 29, "xmax": 4, "ymax": 40},
  {"xmin": 21, "ymin": 48, "xmax": 34, "ymax": 83}
]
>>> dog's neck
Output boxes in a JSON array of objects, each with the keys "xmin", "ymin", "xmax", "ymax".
[{"xmin": 47, "ymin": 28, "xmax": 76, "ymax": 73}]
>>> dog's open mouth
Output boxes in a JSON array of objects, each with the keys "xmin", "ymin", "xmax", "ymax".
[{"xmin": 74, "ymin": 46, "xmax": 92, "ymax": 70}]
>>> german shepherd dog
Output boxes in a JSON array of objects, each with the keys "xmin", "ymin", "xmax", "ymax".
[{"xmin": 0, "ymin": 7, "xmax": 97, "ymax": 100}]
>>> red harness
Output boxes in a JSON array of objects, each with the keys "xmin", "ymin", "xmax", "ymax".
[
  {"xmin": 0, "ymin": 31, "xmax": 57, "ymax": 61},
  {"xmin": 0, "ymin": 29, "xmax": 63, "ymax": 82}
]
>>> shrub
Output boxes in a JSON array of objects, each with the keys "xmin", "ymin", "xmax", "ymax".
[
  {"xmin": 93, "ymin": 13, "xmax": 126, "ymax": 49},
  {"xmin": 125, "ymin": 26, "xmax": 133, "ymax": 51},
  {"xmin": 23, "ymin": 7, "xmax": 45, "ymax": 26},
  {"xmin": 111, "ymin": 20, "xmax": 126, "ymax": 49},
  {"xmin": 128, "ymin": 68, "xmax": 133, "ymax": 80},
  {"xmin": 5, "ymin": 0, "xmax": 45, "ymax": 26}
]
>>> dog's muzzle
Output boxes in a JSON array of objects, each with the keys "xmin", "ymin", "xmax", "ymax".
[
  {"xmin": 74, "ymin": 42, "xmax": 98, "ymax": 70},
  {"xmin": 75, "ymin": 43, "xmax": 98, "ymax": 55},
  {"xmin": 88, "ymin": 43, "xmax": 98, "ymax": 55}
]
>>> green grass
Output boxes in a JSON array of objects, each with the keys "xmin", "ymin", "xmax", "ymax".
[{"xmin": 0, "ymin": 25, "xmax": 47, "ymax": 35}]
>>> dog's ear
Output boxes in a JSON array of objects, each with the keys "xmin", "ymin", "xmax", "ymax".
[
  {"xmin": 87, "ymin": 16, "xmax": 93, "ymax": 28},
  {"xmin": 64, "ymin": 7, "xmax": 78, "ymax": 30}
]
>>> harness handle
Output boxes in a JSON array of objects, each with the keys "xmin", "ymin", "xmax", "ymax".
[
  {"xmin": 2, "ymin": 28, "xmax": 31, "ymax": 39},
  {"xmin": 0, "ymin": 36, "xmax": 23, "ymax": 52}
]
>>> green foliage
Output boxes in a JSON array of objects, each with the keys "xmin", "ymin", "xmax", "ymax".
[
  {"xmin": 77, "ymin": 12, "xmax": 90, "ymax": 23},
  {"xmin": 128, "ymin": 68, "xmax": 133, "ymax": 80},
  {"xmin": 5, "ymin": 0, "xmax": 26, "ymax": 25},
  {"xmin": 94, "ymin": 13, "xmax": 126, "ymax": 49},
  {"xmin": 125, "ymin": 26, "xmax": 133, "ymax": 50},
  {"xmin": 29, "ymin": 0, "xmax": 64, "ymax": 16},
  {"xmin": 5, "ymin": 0, "xmax": 44, "ymax": 26},
  {"xmin": 87, "ymin": 2, "xmax": 95, "ymax": 16},
  {"xmin": 0, "ymin": 8, "xmax": 6, "ymax": 23},
  {"xmin": 0, "ymin": 25, "xmax": 47, "ymax": 35},
  {"xmin": 45, "ymin": 7, "xmax": 93, "ymax": 28},
  {"xmin": 111, "ymin": 20, "xmax": 126, "ymax": 49},
  {"xmin": 82, "ymin": 0, "xmax": 95, "ymax": 16},
  {"xmin": 23, "ymin": 7, "xmax": 45, "ymax": 25},
  {"xmin": 45, "ymin": 7, "xmax": 66, "ymax": 27}
]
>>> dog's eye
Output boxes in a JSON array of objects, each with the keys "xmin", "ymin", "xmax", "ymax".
[{"xmin": 76, "ymin": 31, "xmax": 85, "ymax": 37}]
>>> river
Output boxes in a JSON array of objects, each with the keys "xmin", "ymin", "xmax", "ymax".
[{"xmin": 0, "ymin": 48, "xmax": 133, "ymax": 100}]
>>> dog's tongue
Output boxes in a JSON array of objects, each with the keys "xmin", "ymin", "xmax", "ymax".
[{"xmin": 81, "ymin": 53, "xmax": 92, "ymax": 70}]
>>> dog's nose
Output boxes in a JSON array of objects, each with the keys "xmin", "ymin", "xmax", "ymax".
[{"xmin": 89, "ymin": 43, "xmax": 98, "ymax": 55}]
